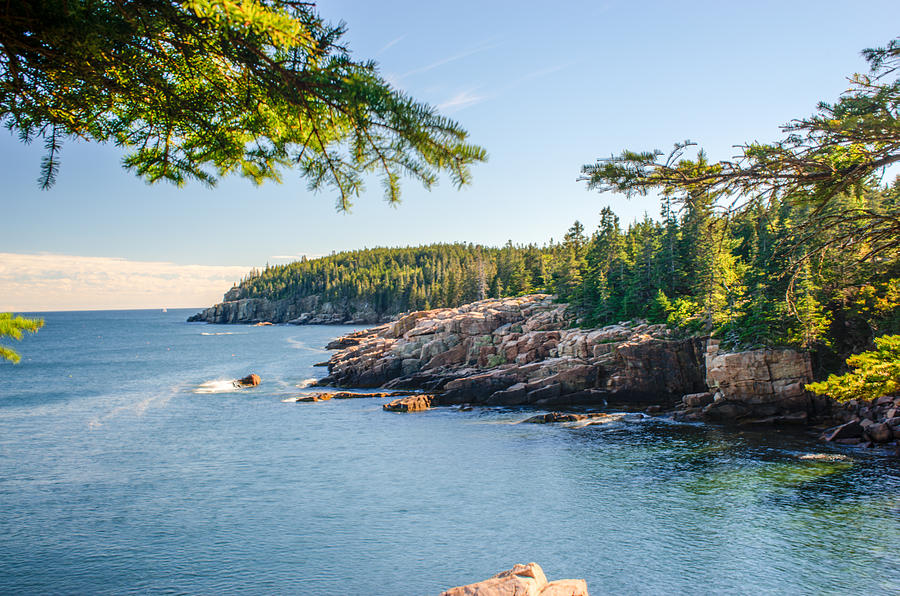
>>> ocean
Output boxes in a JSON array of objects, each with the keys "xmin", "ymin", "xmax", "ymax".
[{"xmin": 2, "ymin": 309, "xmax": 899, "ymax": 594}]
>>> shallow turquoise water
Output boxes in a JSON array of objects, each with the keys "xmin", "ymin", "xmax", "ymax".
[{"xmin": 2, "ymin": 309, "xmax": 899, "ymax": 594}]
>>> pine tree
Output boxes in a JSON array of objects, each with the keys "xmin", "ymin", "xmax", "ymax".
[{"xmin": 0, "ymin": 313, "xmax": 44, "ymax": 364}]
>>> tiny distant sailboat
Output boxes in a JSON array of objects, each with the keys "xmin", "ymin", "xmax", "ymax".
[{"xmin": 162, "ymin": 307, "xmax": 167, "ymax": 313}]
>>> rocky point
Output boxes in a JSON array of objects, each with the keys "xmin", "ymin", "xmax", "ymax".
[{"xmin": 318, "ymin": 294, "xmax": 708, "ymax": 409}]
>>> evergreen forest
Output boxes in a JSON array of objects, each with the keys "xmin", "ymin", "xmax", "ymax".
[{"xmin": 227, "ymin": 177, "xmax": 900, "ymax": 371}]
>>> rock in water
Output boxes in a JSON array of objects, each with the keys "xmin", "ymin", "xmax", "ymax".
[
  {"xmin": 383, "ymin": 395, "xmax": 432, "ymax": 412},
  {"xmin": 440, "ymin": 562, "xmax": 588, "ymax": 596},
  {"xmin": 235, "ymin": 374, "xmax": 261, "ymax": 387}
]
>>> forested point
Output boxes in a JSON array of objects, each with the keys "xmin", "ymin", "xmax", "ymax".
[{"xmin": 225, "ymin": 176, "xmax": 900, "ymax": 372}]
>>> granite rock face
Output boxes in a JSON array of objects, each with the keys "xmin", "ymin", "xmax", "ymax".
[
  {"xmin": 187, "ymin": 294, "xmax": 388, "ymax": 325},
  {"xmin": 440, "ymin": 562, "xmax": 588, "ymax": 596},
  {"xmin": 698, "ymin": 340, "xmax": 817, "ymax": 423},
  {"xmin": 318, "ymin": 295, "xmax": 708, "ymax": 408}
]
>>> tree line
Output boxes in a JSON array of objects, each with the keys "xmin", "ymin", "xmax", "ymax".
[{"xmin": 227, "ymin": 176, "xmax": 900, "ymax": 364}]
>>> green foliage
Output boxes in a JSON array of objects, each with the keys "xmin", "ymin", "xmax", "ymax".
[
  {"xmin": 229, "ymin": 243, "xmax": 551, "ymax": 314},
  {"xmin": 646, "ymin": 290, "xmax": 673, "ymax": 324},
  {"xmin": 580, "ymin": 38, "xmax": 900, "ymax": 261},
  {"xmin": 0, "ymin": 313, "xmax": 44, "ymax": 364},
  {"xmin": 666, "ymin": 298, "xmax": 703, "ymax": 332},
  {"xmin": 0, "ymin": 0, "xmax": 486, "ymax": 207},
  {"xmin": 807, "ymin": 334, "xmax": 900, "ymax": 402},
  {"xmin": 486, "ymin": 353, "xmax": 507, "ymax": 367}
]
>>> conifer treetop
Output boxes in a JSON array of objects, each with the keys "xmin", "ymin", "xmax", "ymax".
[{"xmin": 0, "ymin": 0, "xmax": 487, "ymax": 209}]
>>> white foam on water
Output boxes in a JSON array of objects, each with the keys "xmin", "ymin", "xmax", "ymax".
[
  {"xmin": 200, "ymin": 332, "xmax": 241, "ymax": 336},
  {"xmin": 89, "ymin": 387, "xmax": 179, "ymax": 429},
  {"xmin": 296, "ymin": 378, "xmax": 319, "ymax": 389},
  {"xmin": 193, "ymin": 379, "xmax": 241, "ymax": 394},
  {"xmin": 285, "ymin": 336, "xmax": 325, "ymax": 353}
]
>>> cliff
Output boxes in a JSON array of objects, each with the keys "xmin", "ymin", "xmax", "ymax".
[
  {"xmin": 318, "ymin": 294, "xmax": 829, "ymax": 425},
  {"xmin": 318, "ymin": 294, "xmax": 709, "ymax": 408},
  {"xmin": 187, "ymin": 294, "xmax": 391, "ymax": 325}
]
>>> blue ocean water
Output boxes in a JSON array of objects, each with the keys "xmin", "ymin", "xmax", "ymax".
[{"xmin": 1, "ymin": 309, "xmax": 899, "ymax": 595}]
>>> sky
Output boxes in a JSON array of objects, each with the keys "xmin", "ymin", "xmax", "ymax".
[{"xmin": 2, "ymin": 0, "xmax": 898, "ymax": 310}]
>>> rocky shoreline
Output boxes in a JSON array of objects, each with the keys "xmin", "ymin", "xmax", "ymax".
[
  {"xmin": 187, "ymin": 288, "xmax": 393, "ymax": 325},
  {"xmin": 312, "ymin": 294, "xmax": 900, "ymax": 450}
]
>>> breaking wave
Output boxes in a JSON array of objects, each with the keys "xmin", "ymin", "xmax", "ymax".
[
  {"xmin": 296, "ymin": 378, "xmax": 319, "ymax": 389},
  {"xmin": 193, "ymin": 379, "xmax": 240, "ymax": 394}
]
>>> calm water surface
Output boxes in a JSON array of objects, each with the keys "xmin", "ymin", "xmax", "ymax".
[{"xmin": 2, "ymin": 309, "xmax": 899, "ymax": 595}]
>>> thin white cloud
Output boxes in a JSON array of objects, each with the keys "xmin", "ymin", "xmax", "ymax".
[
  {"xmin": 438, "ymin": 90, "xmax": 488, "ymax": 113},
  {"xmin": 0, "ymin": 253, "xmax": 251, "ymax": 311},
  {"xmin": 269, "ymin": 253, "xmax": 325, "ymax": 262},
  {"xmin": 400, "ymin": 40, "xmax": 499, "ymax": 79},
  {"xmin": 378, "ymin": 35, "xmax": 406, "ymax": 55},
  {"xmin": 512, "ymin": 62, "xmax": 573, "ymax": 86}
]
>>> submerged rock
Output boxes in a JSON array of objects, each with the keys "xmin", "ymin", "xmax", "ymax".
[
  {"xmin": 522, "ymin": 412, "xmax": 608, "ymax": 424},
  {"xmin": 292, "ymin": 393, "xmax": 332, "ymax": 402},
  {"xmin": 440, "ymin": 562, "xmax": 588, "ymax": 596}
]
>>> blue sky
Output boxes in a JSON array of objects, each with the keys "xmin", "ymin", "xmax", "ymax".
[{"xmin": 2, "ymin": 1, "xmax": 898, "ymax": 309}]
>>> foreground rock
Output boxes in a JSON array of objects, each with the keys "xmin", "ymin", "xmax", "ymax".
[
  {"xmin": 440, "ymin": 562, "xmax": 588, "ymax": 596},
  {"xmin": 319, "ymin": 295, "xmax": 707, "ymax": 409},
  {"xmin": 235, "ymin": 374, "xmax": 261, "ymax": 387}
]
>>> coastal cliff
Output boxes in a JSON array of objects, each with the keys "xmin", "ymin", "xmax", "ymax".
[
  {"xmin": 318, "ymin": 294, "xmax": 709, "ymax": 408},
  {"xmin": 187, "ymin": 293, "xmax": 390, "ymax": 325},
  {"xmin": 318, "ymin": 294, "xmax": 834, "ymax": 426}
]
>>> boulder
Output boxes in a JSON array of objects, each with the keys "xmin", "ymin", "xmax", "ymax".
[
  {"xmin": 866, "ymin": 422, "xmax": 893, "ymax": 443},
  {"xmin": 235, "ymin": 374, "xmax": 261, "ymax": 387},
  {"xmin": 682, "ymin": 392, "xmax": 714, "ymax": 408},
  {"xmin": 441, "ymin": 563, "xmax": 587, "ymax": 596},
  {"xmin": 702, "ymin": 400, "xmax": 751, "ymax": 421},
  {"xmin": 383, "ymin": 394, "xmax": 433, "ymax": 412},
  {"xmin": 822, "ymin": 420, "xmax": 863, "ymax": 442}
]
